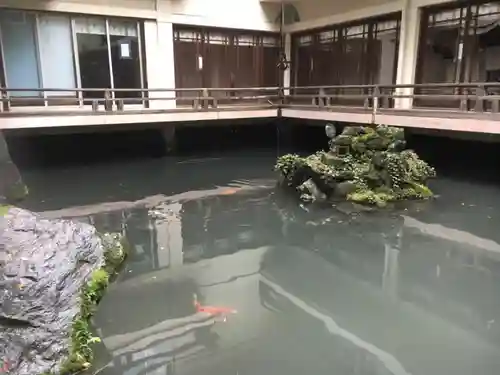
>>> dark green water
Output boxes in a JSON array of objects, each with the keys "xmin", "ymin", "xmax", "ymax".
[{"xmin": 14, "ymin": 128, "xmax": 500, "ymax": 375}]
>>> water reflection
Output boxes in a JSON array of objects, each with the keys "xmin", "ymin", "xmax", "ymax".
[{"xmin": 34, "ymin": 173, "xmax": 500, "ymax": 375}]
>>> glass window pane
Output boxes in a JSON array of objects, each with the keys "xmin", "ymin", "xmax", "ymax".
[
  {"xmin": 0, "ymin": 10, "xmax": 41, "ymax": 97},
  {"xmin": 75, "ymin": 17, "xmax": 110, "ymax": 99},
  {"xmin": 38, "ymin": 13, "xmax": 76, "ymax": 96},
  {"xmin": 109, "ymin": 20, "xmax": 141, "ymax": 100}
]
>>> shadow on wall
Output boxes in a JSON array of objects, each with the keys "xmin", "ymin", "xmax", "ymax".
[
  {"xmin": 0, "ymin": 132, "xmax": 28, "ymax": 202},
  {"xmin": 274, "ymin": 4, "xmax": 300, "ymax": 25}
]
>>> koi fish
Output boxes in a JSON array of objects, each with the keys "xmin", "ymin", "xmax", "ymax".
[
  {"xmin": 1, "ymin": 360, "xmax": 9, "ymax": 373},
  {"xmin": 219, "ymin": 188, "xmax": 241, "ymax": 196},
  {"xmin": 193, "ymin": 294, "xmax": 237, "ymax": 322}
]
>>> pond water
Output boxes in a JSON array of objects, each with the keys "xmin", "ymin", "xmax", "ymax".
[{"xmin": 19, "ymin": 147, "xmax": 500, "ymax": 375}]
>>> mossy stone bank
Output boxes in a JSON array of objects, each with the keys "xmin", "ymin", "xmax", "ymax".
[{"xmin": 0, "ymin": 207, "xmax": 127, "ymax": 375}]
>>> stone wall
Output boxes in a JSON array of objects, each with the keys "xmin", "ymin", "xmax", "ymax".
[{"xmin": 0, "ymin": 131, "xmax": 27, "ymax": 202}]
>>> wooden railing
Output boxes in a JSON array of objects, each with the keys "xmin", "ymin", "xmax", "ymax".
[
  {"xmin": 286, "ymin": 82, "xmax": 500, "ymax": 113},
  {"xmin": 2, "ymin": 83, "xmax": 500, "ymax": 115},
  {"xmin": 0, "ymin": 87, "xmax": 280, "ymax": 113}
]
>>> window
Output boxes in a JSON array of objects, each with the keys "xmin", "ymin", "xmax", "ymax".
[
  {"xmin": 0, "ymin": 9, "xmax": 146, "ymax": 105},
  {"xmin": 38, "ymin": 14, "xmax": 76, "ymax": 96},
  {"xmin": 0, "ymin": 10, "xmax": 42, "ymax": 98},
  {"xmin": 75, "ymin": 17, "xmax": 110, "ymax": 99},
  {"xmin": 108, "ymin": 19, "xmax": 142, "ymax": 100}
]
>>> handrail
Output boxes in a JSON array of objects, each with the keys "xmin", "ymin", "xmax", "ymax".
[
  {"xmin": 3, "ymin": 82, "xmax": 500, "ymax": 92},
  {"xmin": 285, "ymin": 82, "xmax": 500, "ymax": 90},
  {"xmin": 1, "ymin": 83, "xmax": 500, "ymax": 115},
  {"xmin": 0, "ymin": 87, "xmax": 279, "ymax": 92}
]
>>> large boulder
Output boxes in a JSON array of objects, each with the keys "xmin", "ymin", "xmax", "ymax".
[
  {"xmin": 275, "ymin": 125, "xmax": 436, "ymax": 207},
  {"xmin": 0, "ymin": 132, "xmax": 28, "ymax": 202},
  {"xmin": 0, "ymin": 207, "xmax": 127, "ymax": 375}
]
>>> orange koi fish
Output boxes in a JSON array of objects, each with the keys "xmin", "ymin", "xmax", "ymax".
[
  {"xmin": 219, "ymin": 188, "xmax": 240, "ymax": 196},
  {"xmin": 1, "ymin": 360, "xmax": 9, "ymax": 373},
  {"xmin": 193, "ymin": 294, "xmax": 237, "ymax": 322}
]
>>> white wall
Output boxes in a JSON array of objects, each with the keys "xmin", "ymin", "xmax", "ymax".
[
  {"xmin": 287, "ymin": 0, "xmax": 453, "ymax": 32},
  {"xmin": 144, "ymin": 20, "xmax": 177, "ymax": 107},
  {"xmin": 0, "ymin": 0, "xmax": 280, "ymax": 31},
  {"xmin": 161, "ymin": 0, "xmax": 279, "ymax": 31},
  {"xmin": 288, "ymin": 0, "xmax": 403, "ymax": 33},
  {"xmin": 0, "ymin": 0, "xmax": 157, "ymax": 19}
]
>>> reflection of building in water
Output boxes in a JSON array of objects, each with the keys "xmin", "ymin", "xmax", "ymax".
[
  {"xmin": 94, "ymin": 245, "xmax": 275, "ymax": 375},
  {"xmin": 181, "ymin": 192, "xmax": 277, "ymax": 263},
  {"xmin": 399, "ymin": 216, "xmax": 500, "ymax": 341},
  {"xmin": 282, "ymin": 210, "xmax": 392, "ymax": 288},
  {"xmin": 81, "ymin": 208, "xmax": 162, "ymax": 279},
  {"xmin": 79, "ymin": 202, "xmax": 184, "ymax": 278},
  {"xmin": 151, "ymin": 202, "xmax": 184, "ymax": 269},
  {"xmin": 276, "ymin": 205, "xmax": 500, "ymax": 350},
  {"xmin": 84, "ymin": 192, "xmax": 281, "ymax": 375}
]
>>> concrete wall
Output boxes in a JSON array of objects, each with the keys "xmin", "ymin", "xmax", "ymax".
[
  {"xmin": 287, "ymin": 0, "xmax": 452, "ymax": 32},
  {"xmin": 143, "ymin": 20, "xmax": 177, "ymax": 109},
  {"xmin": 0, "ymin": 0, "xmax": 280, "ymax": 31},
  {"xmin": 0, "ymin": 132, "xmax": 26, "ymax": 202}
]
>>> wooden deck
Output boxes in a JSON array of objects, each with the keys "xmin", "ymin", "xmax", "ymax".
[{"xmin": 2, "ymin": 102, "xmax": 500, "ymax": 134}]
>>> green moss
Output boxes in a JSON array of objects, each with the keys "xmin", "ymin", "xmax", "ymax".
[
  {"xmin": 5, "ymin": 181, "xmax": 29, "ymax": 202},
  {"xmin": 275, "ymin": 124, "xmax": 436, "ymax": 207},
  {"xmin": 58, "ymin": 233, "xmax": 128, "ymax": 375},
  {"xmin": 0, "ymin": 204, "xmax": 10, "ymax": 217}
]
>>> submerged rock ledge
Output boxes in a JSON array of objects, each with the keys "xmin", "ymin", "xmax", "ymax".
[
  {"xmin": 275, "ymin": 125, "xmax": 436, "ymax": 208},
  {"xmin": 0, "ymin": 206, "xmax": 127, "ymax": 375}
]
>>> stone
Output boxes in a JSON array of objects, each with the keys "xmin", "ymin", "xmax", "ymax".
[
  {"xmin": 298, "ymin": 178, "xmax": 327, "ymax": 202},
  {"xmin": 334, "ymin": 181, "xmax": 357, "ymax": 198},
  {"xmin": 0, "ymin": 132, "xmax": 28, "ymax": 203},
  {"xmin": 0, "ymin": 207, "xmax": 126, "ymax": 375},
  {"xmin": 321, "ymin": 152, "xmax": 346, "ymax": 168},
  {"xmin": 274, "ymin": 125, "xmax": 436, "ymax": 207}
]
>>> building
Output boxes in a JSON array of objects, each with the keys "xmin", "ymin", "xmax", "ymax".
[{"xmin": 1, "ymin": 0, "xmax": 500, "ymax": 134}]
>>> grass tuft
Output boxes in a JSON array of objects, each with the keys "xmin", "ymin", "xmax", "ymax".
[{"xmin": 58, "ymin": 232, "xmax": 128, "ymax": 375}]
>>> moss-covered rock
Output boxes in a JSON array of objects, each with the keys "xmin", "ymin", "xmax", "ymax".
[
  {"xmin": 275, "ymin": 125, "xmax": 436, "ymax": 206},
  {"xmin": 0, "ymin": 207, "xmax": 127, "ymax": 375}
]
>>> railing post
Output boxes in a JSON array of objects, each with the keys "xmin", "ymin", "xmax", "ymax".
[
  {"xmin": 0, "ymin": 89, "xmax": 9, "ymax": 113},
  {"xmin": 201, "ymin": 88, "xmax": 209, "ymax": 110},
  {"xmin": 78, "ymin": 91, "xmax": 84, "ymax": 108},
  {"xmin": 459, "ymin": 87, "xmax": 469, "ymax": 112},
  {"xmin": 104, "ymin": 90, "xmax": 113, "ymax": 112},
  {"xmin": 192, "ymin": 90, "xmax": 199, "ymax": 110},
  {"xmin": 318, "ymin": 87, "xmax": 326, "ymax": 108},
  {"xmin": 116, "ymin": 99, "xmax": 124, "ymax": 111},
  {"xmin": 380, "ymin": 87, "xmax": 388, "ymax": 109},
  {"xmin": 492, "ymin": 98, "xmax": 499, "ymax": 113},
  {"xmin": 92, "ymin": 100, "xmax": 99, "ymax": 112},
  {"xmin": 474, "ymin": 85, "xmax": 485, "ymax": 113},
  {"xmin": 363, "ymin": 96, "xmax": 370, "ymax": 109},
  {"xmin": 212, "ymin": 94, "xmax": 218, "ymax": 109},
  {"xmin": 373, "ymin": 86, "xmax": 380, "ymax": 114},
  {"xmin": 43, "ymin": 91, "xmax": 48, "ymax": 107}
]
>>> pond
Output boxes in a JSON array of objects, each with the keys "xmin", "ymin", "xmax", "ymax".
[{"xmin": 19, "ymin": 147, "xmax": 500, "ymax": 375}]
